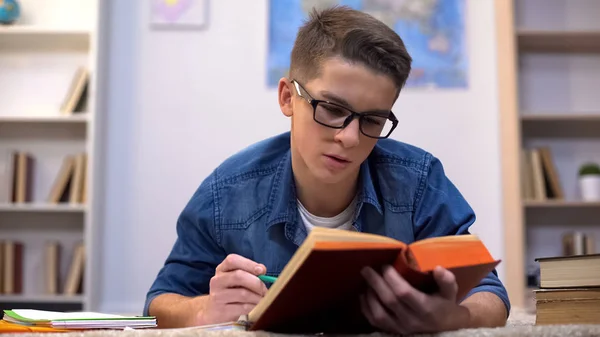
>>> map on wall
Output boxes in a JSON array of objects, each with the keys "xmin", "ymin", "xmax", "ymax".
[{"xmin": 267, "ymin": 0, "xmax": 468, "ymax": 89}]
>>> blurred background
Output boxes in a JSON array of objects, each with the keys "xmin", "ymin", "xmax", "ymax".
[{"xmin": 0, "ymin": 0, "xmax": 599, "ymax": 317}]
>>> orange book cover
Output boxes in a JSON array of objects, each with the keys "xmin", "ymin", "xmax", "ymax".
[
  {"xmin": 245, "ymin": 227, "xmax": 500, "ymax": 334},
  {"xmin": 0, "ymin": 320, "xmax": 71, "ymax": 333}
]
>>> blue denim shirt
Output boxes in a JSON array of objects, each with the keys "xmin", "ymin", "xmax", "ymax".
[{"xmin": 143, "ymin": 131, "xmax": 510, "ymax": 316}]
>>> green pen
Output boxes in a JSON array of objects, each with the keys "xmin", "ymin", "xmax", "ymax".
[{"xmin": 258, "ymin": 274, "xmax": 278, "ymax": 283}]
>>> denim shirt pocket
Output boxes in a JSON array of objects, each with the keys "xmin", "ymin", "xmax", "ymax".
[{"xmin": 379, "ymin": 167, "xmax": 419, "ymax": 213}]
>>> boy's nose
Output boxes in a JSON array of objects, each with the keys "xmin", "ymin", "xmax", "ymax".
[{"xmin": 334, "ymin": 119, "xmax": 360, "ymax": 148}]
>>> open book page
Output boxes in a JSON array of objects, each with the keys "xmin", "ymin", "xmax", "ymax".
[
  {"xmin": 391, "ymin": 235, "xmax": 500, "ymax": 301},
  {"xmin": 407, "ymin": 234, "xmax": 496, "ymax": 271},
  {"xmin": 310, "ymin": 226, "xmax": 402, "ymax": 244}
]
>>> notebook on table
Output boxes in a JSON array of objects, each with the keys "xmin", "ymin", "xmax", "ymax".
[{"xmin": 2, "ymin": 309, "xmax": 156, "ymax": 330}]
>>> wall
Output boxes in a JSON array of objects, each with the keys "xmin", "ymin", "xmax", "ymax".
[{"xmin": 99, "ymin": 0, "xmax": 503, "ymax": 314}]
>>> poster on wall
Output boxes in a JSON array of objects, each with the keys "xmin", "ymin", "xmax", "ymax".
[
  {"xmin": 150, "ymin": 0, "xmax": 209, "ymax": 29},
  {"xmin": 267, "ymin": 0, "xmax": 468, "ymax": 89}
]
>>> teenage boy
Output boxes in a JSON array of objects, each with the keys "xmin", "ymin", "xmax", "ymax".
[{"xmin": 144, "ymin": 6, "xmax": 510, "ymax": 334}]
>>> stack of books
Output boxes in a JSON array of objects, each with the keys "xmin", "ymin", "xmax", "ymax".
[
  {"xmin": 0, "ymin": 309, "xmax": 156, "ymax": 333},
  {"xmin": 535, "ymin": 254, "xmax": 600, "ymax": 324}
]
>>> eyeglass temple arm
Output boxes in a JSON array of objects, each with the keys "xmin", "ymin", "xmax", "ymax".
[{"xmin": 291, "ymin": 80, "xmax": 313, "ymax": 101}]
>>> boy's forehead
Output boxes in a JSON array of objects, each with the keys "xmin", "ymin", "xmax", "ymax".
[{"xmin": 305, "ymin": 57, "xmax": 398, "ymax": 111}]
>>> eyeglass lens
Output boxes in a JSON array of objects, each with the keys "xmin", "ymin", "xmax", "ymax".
[{"xmin": 315, "ymin": 102, "xmax": 394, "ymax": 138}]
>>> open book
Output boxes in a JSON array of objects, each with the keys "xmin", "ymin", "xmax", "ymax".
[{"xmin": 241, "ymin": 227, "xmax": 500, "ymax": 333}]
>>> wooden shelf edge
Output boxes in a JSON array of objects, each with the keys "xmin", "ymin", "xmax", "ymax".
[
  {"xmin": 518, "ymin": 29, "xmax": 600, "ymax": 36},
  {"xmin": 517, "ymin": 30, "xmax": 600, "ymax": 53},
  {"xmin": 523, "ymin": 200, "xmax": 600, "ymax": 208},
  {"xmin": 0, "ymin": 295, "xmax": 84, "ymax": 303},
  {"xmin": 0, "ymin": 26, "xmax": 90, "ymax": 36},
  {"xmin": 0, "ymin": 114, "xmax": 89, "ymax": 123},
  {"xmin": 521, "ymin": 113, "xmax": 600, "ymax": 122},
  {"xmin": 0, "ymin": 203, "xmax": 87, "ymax": 213},
  {"xmin": 520, "ymin": 113, "xmax": 600, "ymax": 138}
]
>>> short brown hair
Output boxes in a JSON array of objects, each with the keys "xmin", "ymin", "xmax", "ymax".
[{"xmin": 289, "ymin": 5, "xmax": 412, "ymax": 94}]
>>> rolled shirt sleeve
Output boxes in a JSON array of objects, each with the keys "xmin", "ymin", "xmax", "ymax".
[{"xmin": 143, "ymin": 172, "xmax": 226, "ymax": 316}]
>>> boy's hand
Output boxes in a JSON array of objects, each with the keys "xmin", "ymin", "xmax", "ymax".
[
  {"xmin": 199, "ymin": 254, "xmax": 268, "ymax": 325},
  {"xmin": 360, "ymin": 265, "xmax": 470, "ymax": 334}
]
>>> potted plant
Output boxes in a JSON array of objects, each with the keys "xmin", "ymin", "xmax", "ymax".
[{"xmin": 578, "ymin": 162, "xmax": 600, "ymax": 201}]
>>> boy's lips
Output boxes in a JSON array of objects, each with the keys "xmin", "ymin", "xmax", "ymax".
[
  {"xmin": 323, "ymin": 154, "xmax": 352, "ymax": 170},
  {"xmin": 324, "ymin": 154, "xmax": 351, "ymax": 163}
]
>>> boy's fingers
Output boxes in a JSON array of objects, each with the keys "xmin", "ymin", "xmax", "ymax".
[{"xmin": 216, "ymin": 254, "xmax": 266, "ymax": 275}]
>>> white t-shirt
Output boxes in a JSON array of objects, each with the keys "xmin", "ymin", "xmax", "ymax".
[{"xmin": 297, "ymin": 195, "xmax": 358, "ymax": 232}]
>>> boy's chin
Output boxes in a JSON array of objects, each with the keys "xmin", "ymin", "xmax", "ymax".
[{"xmin": 310, "ymin": 166, "xmax": 353, "ymax": 185}]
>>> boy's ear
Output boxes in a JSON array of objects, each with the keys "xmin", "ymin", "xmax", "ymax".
[{"xmin": 278, "ymin": 78, "xmax": 294, "ymax": 117}]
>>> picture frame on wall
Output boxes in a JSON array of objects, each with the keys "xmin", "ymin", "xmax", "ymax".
[{"xmin": 150, "ymin": 0, "xmax": 209, "ymax": 30}]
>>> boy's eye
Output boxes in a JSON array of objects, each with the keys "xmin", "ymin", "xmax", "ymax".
[
  {"xmin": 321, "ymin": 103, "xmax": 348, "ymax": 116},
  {"xmin": 363, "ymin": 117, "xmax": 382, "ymax": 126}
]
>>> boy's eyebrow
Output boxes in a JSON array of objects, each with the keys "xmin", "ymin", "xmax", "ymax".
[
  {"xmin": 319, "ymin": 90, "xmax": 392, "ymax": 115},
  {"xmin": 320, "ymin": 91, "xmax": 354, "ymax": 109}
]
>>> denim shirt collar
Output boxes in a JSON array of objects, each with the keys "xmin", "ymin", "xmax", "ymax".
[{"xmin": 265, "ymin": 150, "xmax": 383, "ymax": 244}]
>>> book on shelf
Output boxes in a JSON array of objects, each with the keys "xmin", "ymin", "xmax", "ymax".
[
  {"xmin": 0, "ymin": 151, "xmax": 34, "ymax": 204},
  {"xmin": 534, "ymin": 254, "xmax": 600, "ymax": 325},
  {"xmin": 46, "ymin": 156, "xmax": 74, "ymax": 204},
  {"xmin": 521, "ymin": 146, "xmax": 564, "ymax": 201},
  {"xmin": 63, "ymin": 242, "xmax": 85, "ymax": 295},
  {"xmin": 0, "ymin": 240, "xmax": 85, "ymax": 297},
  {"xmin": 59, "ymin": 66, "xmax": 89, "ymax": 116},
  {"xmin": 206, "ymin": 227, "xmax": 500, "ymax": 334},
  {"xmin": 0, "ymin": 150, "xmax": 87, "ymax": 206},
  {"xmin": 41, "ymin": 241, "xmax": 85, "ymax": 296},
  {"xmin": 47, "ymin": 153, "xmax": 87, "ymax": 204},
  {"xmin": 562, "ymin": 231, "xmax": 596, "ymax": 256},
  {"xmin": 0, "ymin": 240, "xmax": 23, "ymax": 295},
  {"xmin": 45, "ymin": 241, "xmax": 61, "ymax": 295}
]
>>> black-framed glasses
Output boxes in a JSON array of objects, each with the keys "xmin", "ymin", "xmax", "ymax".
[{"xmin": 291, "ymin": 79, "xmax": 398, "ymax": 139}]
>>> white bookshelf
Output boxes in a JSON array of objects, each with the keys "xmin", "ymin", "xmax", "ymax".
[{"xmin": 0, "ymin": 0, "xmax": 104, "ymax": 312}]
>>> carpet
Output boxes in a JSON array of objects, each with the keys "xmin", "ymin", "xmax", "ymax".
[{"xmin": 5, "ymin": 308, "xmax": 600, "ymax": 337}]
